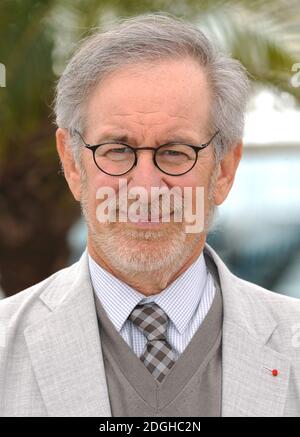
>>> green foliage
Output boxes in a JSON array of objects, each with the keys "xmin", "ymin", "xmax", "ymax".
[
  {"xmin": 0, "ymin": 0, "xmax": 299, "ymax": 160},
  {"xmin": 0, "ymin": 0, "xmax": 299, "ymax": 294}
]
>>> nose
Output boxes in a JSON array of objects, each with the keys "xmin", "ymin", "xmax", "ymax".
[{"xmin": 127, "ymin": 148, "xmax": 165, "ymax": 192}]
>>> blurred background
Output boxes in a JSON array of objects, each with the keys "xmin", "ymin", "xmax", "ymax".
[{"xmin": 0, "ymin": 0, "xmax": 300, "ymax": 299}]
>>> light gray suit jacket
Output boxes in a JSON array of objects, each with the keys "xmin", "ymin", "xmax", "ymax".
[{"xmin": 0, "ymin": 244, "xmax": 300, "ymax": 417}]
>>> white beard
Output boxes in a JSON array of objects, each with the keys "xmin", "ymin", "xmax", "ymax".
[{"xmin": 79, "ymin": 170, "xmax": 217, "ymax": 277}]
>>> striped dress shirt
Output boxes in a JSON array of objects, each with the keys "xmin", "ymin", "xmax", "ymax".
[{"xmin": 88, "ymin": 252, "xmax": 215, "ymax": 360}]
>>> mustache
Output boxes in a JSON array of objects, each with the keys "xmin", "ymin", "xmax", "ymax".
[
  {"xmin": 94, "ymin": 184, "xmax": 197, "ymax": 223},
  {"xmin": 113, "ymin": 195, "xmax": 183, "ymax": 218}
]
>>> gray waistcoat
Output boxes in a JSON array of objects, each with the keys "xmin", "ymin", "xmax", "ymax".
[{"xmin": 94, "ymin": 255, "xmax": 223, "ymax": 417}]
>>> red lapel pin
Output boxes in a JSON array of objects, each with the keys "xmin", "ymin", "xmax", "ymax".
[{"xmin": 263, "ymin": 366, "xmax": 279, "ymax": 377}]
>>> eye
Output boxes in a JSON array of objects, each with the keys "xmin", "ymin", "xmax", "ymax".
[
  {"xmin": 157, "ymin": 144, "xmax": 195, "ymax": 163},
  {"xmin": 96, "ymin": 144, "xmax": 134, "ymax": 160},
  {"xmin": 108, "ymin": 147, "xmax": 132, "ymax": 154},
  {"xmin": 162, "ymin": 150, "xmax": 185, "ymax": 156}
]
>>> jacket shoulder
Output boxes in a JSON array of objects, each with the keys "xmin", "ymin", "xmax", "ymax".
[
  {"xmin": 236, "ymin": 275, "xmax": 300, "ymax": 320},
  {"xmin": 0, "ymin": 260, "xmax": 80, "ymax": 327},
  {"xmin": 205, "ymin": 243, "xmax": 300, "ymax": 320}
]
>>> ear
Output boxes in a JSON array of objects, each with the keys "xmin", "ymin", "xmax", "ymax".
[
  {"xmin": 56, "ymin": 128, "xmax": 82, "ymax": 201},
  {"xmin": 214, "ymin": 142, "xmax": 243, "ymax": 205}
]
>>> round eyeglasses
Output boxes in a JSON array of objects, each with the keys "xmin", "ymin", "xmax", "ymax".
[{"xmin": 74, "ymin": 129, "xmax": 220, "ymax": 176}]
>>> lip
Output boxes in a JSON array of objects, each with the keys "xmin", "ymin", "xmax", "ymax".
[
  {"xmin": 129, "ymin": 221, "xmax": 164, "ymax": 228},
  {"xmin": 127, "ymin": 212, "xmax": 175, "ymax": 227},
  {"xmin": 118, "ymin": 210, "xmax": 174, "ymax": 220}
]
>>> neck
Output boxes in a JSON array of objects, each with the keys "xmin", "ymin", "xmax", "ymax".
[{"xmin": 87, "ymin": 236, "xmax": 206, "ymax": 296}]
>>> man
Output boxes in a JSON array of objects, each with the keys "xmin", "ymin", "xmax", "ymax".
[{"xmin": 0, "ymin": 13, "xmax": 299, "ymax": 417}]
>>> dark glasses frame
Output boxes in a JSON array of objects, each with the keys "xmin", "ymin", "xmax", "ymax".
[{"xmin": 74, "ymin": 129, "xmax": 220, "ymax": 176}]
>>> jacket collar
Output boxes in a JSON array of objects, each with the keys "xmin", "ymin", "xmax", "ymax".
[
  {"xmin": 203, "ymin": 244, "xmax": 291, "ymax": 417},
  {"xmin": 24, "ymin": 248, "xmax": 112, "ymax": 417}
]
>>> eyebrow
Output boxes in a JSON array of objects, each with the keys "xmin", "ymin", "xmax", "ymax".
[
  {"xmin": 94, "ymin": 132, "xmax": 201, "ymax": 145},
  {"xmin": 95, "ymin": 133, "xmax": 132, "ymax": 143}
]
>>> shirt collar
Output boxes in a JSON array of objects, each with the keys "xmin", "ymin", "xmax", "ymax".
[{"xmin": 88, "ymin": 251, "xmax": 208, "ymax": 335}]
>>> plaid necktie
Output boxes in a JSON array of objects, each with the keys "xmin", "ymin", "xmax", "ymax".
[{"xmin": 128, "ymin": 302, "xmax": 176, "ymax": 382}]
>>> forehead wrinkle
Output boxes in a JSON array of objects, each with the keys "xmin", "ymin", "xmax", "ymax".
[
  {"xmin": 92, "ymin": 108, "xmax": 207, "ymax": 144},
  {"xmin": 98, "ymin": 113, "xmax": 195, "ymax": 133},
  {"xmin": 93, "ymin": 126, "xmax": 203, "ymax": 146}
]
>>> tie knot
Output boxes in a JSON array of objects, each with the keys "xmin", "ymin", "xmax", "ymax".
[{"xmin": 128, "ymin": 303, "xmax": 169, "ymax": 342}]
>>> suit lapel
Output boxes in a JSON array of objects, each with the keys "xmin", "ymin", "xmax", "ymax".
[
  {"xmin": 24, "ymin": 251, "xmax": 112, "ymax": 417},
  {"xmin": 221, "ymin": 320, "xmax": 291, "ymax": 416},
  {"xmin": 204, "ymin": 244, "xmax": 291, "ymax": 417}
]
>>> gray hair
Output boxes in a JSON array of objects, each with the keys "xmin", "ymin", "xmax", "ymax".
[{"xmin": 53, "ymin": 12, "xmax": 251, "ymax": 163}]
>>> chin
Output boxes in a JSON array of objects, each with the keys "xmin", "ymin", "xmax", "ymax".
[{"xmin": 92, "ymin": 222, "xmax": 189, "ymax": 273}]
